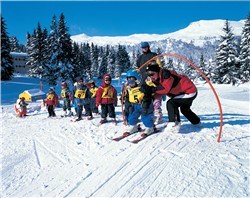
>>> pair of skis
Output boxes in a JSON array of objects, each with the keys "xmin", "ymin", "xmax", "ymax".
[{"xmin": 112, "ymin": 129, "xmax": 158, "ymax": 143}]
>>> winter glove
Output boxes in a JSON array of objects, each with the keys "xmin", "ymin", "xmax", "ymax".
[
  {"xmin": 140, "ymin": 83, "xmax": 157, "ymax": 95},
  {"xmin": 141, "ymin": 108, "xmax": 148, "ymax": 116},
  {"xmin": 162, "ymin": 94, "xmax": 167, "ymax": 101},
  {"xmin": 139, "ymin": 83, "xmax": 150, "ymax": 94},
  {"xmin": 128, "ymin": 106, "xmax": 134, "ymax": 114}
]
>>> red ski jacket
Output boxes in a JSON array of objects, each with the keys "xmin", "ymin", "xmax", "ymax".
[
  {"xmin": 155, "ymin": 69, "xmax": 197, "ymax": 98},
  {"xmin": 96, "ymin": 74, "xmax": 118, "ymax": 106},
  {"xmin": 46, "ymin": 92, "xmax": 59, "ymax": 106}
]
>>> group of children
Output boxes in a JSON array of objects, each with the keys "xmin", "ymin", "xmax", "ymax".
[
  {"xmin": 15, "ymin": 61, "xmax": 200, "ymax": 135},
  {"xmin": 43, "ymin": 74, "xmax": 118, "ymax": 124},
  {"xmin": 14, "ymin": 69, "xmax": 164, "ymax": 135}
]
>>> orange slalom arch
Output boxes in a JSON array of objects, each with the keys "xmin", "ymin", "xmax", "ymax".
[{"xmin": 122, "ymin": 53, "xmax": 223, "ymax": 142}]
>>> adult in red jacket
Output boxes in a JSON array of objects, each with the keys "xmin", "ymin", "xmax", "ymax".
[
  {"xmin": 143, "ymin": 61, "xmax": 200, "ymax": 132},
  {"xmin": 96, "ymin": 74, "xmax": 118, "ymax": 124}
]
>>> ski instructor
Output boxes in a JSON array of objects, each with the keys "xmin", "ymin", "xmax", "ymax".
[{"xmin": 143, "ymin": 61, "xmax": 201, "ymax": 132}]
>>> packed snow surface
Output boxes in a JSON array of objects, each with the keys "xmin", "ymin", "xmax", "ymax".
[{"xmin": 1, "ymin": 77, "xmax": 249, "ymax": 197}]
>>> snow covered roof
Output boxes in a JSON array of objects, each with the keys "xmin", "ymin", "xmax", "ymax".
[{"xmin": 25, "ymin": 89, "xmax": 45, "ymax": 96}]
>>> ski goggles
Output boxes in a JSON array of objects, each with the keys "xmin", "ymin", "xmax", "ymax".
[
  {"xmin": 128, "ymin": 79, "xmax": 136, "ymax": 85},
  {"xmin": 147, "ymin": 71, "xmax": 157, "ymax": 77},
  {"xmin": 104, "ymin": 77, "xmax": 111, "ymax": 82}
]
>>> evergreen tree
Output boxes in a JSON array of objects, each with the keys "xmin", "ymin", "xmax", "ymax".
[
  {"xmin": 198, "ymin": 53, "xmax": 207, "ymax": 80},
  {"xmin": 207, "ymin": 59, "xmax": 216, "ymax": 82},
  {"xmin": 71, "ymin": 42, "xmax": 85, "ymax": 82},
  {"xmin": 239, "ymin": 12, "xmax": 250, "ymax": 82},
  {"xmin": 130, "ymin": 49, "xmax": 137, "ymax": 68},
  {"xmin": 82, "ymin": 43, "xmax": 92, "ymax": 78},
  {"xmin": 40, "ymin": 27, "xmax": 52, "ymax": 81},
  {"xmin": 46, "ymin": 15, "xmax": 59, "ymax": 85},
  {"xmin": 215, "ymin": 20, "xmax": 238, "ymax": 84},
  {"xmin": 27, "ymin": 23, "xmax": 47, "ymax": 78},
  {"xmin": 91, "ymin": 43, "xmax": 100, "ymax": 78},
  {"xmin": 98, "ymin": 46, "xmax": 109, "ymax": 78},
  {"xmin": 19, "ymin": 44, "xmax": 26, "ymax": 53},
  {"xmin": 10, "ymin": 36, "xmax": 19, "ymax": 52},
  {"xmin": 107, "ymin": 46, "xmax": 116, "ymax": 77},
  {"xmin": 57, "ymin": 13, "xmax": 73, "ymax": 81},
  {"xmin": 165, "ymin": 58, "xmax": 174, "ymax": 70},
  {"xmin": 1, "ymin": 16, "xmax": 14, "ymax": 80},
  {"xmin": 185, "ymin": 56, "xmax": 196, "ymax": 80},
  {"xmin": 116, "ymin": 45, "xmax": 130, "ymax": 75}
]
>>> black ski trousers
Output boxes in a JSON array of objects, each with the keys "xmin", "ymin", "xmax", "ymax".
[
  {"xmin": 166, "ymin": 94, "xmax": 200, "ymax": 124},
  {"xmin": 77, "ymin": 104, "xmax": 92, "ymax": 119},
  {"xmin": 100, "ymin": 104, "xmax": 115, "ymax": 119},
  {"xmin": 48, "ymin": 105, "xmax": 56, "ymax": 117}
]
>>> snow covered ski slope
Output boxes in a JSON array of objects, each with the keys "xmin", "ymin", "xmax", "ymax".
[{"xmin": 1, "ymin": 81, "xmax": 250, "ymax": 197}]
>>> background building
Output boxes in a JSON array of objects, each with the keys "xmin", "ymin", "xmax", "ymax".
[{"xmin": 10, "ymin": 52, "xmax": 30, "ymax": 74}]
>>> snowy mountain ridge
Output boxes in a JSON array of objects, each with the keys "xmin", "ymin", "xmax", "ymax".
[{"xmin": 71, "ymin": 19, "xmax": 245, "ymax": 47}]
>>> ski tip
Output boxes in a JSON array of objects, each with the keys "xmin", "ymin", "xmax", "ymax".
[
  {"xmin": 130, "ymin": 140, "xmax": 139, "ymax": 144},
  {"xmin": 141, "ymin": 133, "xmax": 148, "ymax": 138}
]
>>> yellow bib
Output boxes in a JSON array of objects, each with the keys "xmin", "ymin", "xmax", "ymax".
[
  {"xmin": 128, "ymin": 87, "xmax": 144, "ymax": 104},
  {"xmin": 47, "ymin": 93, "xmax": 55, "ymax": 101},
  {"xmin": 146, "ymin": 80, "xmax": 157, "ymax": 87},
  {"xmin": 74, "ymin": 89, "xmax": 86, "ymax": 99},
  {"xmin": 61, "ymin": 89, "xmax": 66, "ymax": 98},
  {"xmin": 90, "ymin": 87, "xmax": 98, "ymax": 98},
  {"xmin": 102, "ymin": 86, "xmax": 113, "ymax": 98}
]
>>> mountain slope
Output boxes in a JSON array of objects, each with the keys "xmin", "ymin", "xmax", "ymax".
[{"xmin": 71, "ymin": 19, "xmax": 245, "ymax": 47}]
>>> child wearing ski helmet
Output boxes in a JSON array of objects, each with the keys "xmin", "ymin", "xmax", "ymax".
[
  {"xmin": 88, "ymin": 80, "xmax": 99, "ymax": 114},
  {"xmin": 15, "ymin": 97, "xmax": 28, "ymax": 117},
  {"xmin": 60, "ymin": 82, "xmax": 73, "ymax": 117},
  {"xmin": 123, "ymin": 69, "xmax": 155, "ymax": 135},
  {"xmin": 96, "ymin": 74, "xmax": 117, "ymax": 124},
  {"xmin": 46, "ymin": 87, "xmax": 59, "ymax": 117},
  {"xmin": 72, "ymin": 76, "xmax": 93, "ymax": 121}
]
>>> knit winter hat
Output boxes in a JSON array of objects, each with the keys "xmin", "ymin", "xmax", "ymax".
[
  {"xmin": 76, "ymin": 76, "xmax": 83, "ymax": 82},
  {"xmin": 146, "ymin": 61, "xmax": 160, "ymax": 73},
  {"xmin": 140, "ymin": 42, "xmax": 150, "ymax": 48}
]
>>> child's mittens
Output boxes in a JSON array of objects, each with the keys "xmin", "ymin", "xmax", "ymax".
[{"xmin": 141, "ymin": 108, "xmax": 148, "ymax": 116}]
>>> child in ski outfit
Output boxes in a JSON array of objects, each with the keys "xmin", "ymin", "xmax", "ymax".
[
  {"xmin": 73, "ymin": 77, "xmax": 93, "ymax": 121},
  {"xmin": 60, "ymin": 82, "xmax": 73, "ymax": 117},
  {"xmin": 123, "ymin": 69, "xmax": 155, "ymax": 135},
  {"xmin": 88, "ymin": 80, "xmax": 99, "ymax": 114},
  {"xmin": 46, "ymin": 87, "xmax": 59, "ymax": 117},
  {"xmin": 15, "ymin": 97, "xmax": 28, "ymax": 117},
  {"xmin": 96, "ymin": 74, "xmax": 117, "ymax": 124}
]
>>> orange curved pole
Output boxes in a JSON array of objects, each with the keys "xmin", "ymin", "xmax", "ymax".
[
  {"xmin": 123, "ymin": 53, "xmax": 223, "ymax": 142},
  {"xmin": 121, "ymin": 83, "xmax": 128, "ymax": 125}
]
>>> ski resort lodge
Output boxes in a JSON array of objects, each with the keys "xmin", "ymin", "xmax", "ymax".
[{"xmin": 10, "ymin": 52, "xmax": 31, "ymax": 74}]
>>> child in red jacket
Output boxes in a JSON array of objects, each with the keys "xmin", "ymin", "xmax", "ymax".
[
  {"xmin": 46, "ymin": 87, "xmax": 59, "ymax": 117},
  {"xmin": 15, "ymin": 97, "xmax": 28, "ymax": 117},
  {"xmin": 96, "ymin": 74, "xmax": 117, "ymax": 124}
]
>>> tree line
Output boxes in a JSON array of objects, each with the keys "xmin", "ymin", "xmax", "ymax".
[{"xmin": 1, "ymin": 12, "xmax": 249, "ymax": 85}]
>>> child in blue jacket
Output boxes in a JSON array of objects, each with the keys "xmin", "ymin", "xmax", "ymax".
[{"xmin": 123, "ymin": 69, "xmax": 155, "ymax": 135}]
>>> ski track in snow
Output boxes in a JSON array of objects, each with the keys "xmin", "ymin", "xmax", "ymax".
[{"xmin": 1, "ymin": 83, "xmax": 250, "ymax": 197}]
